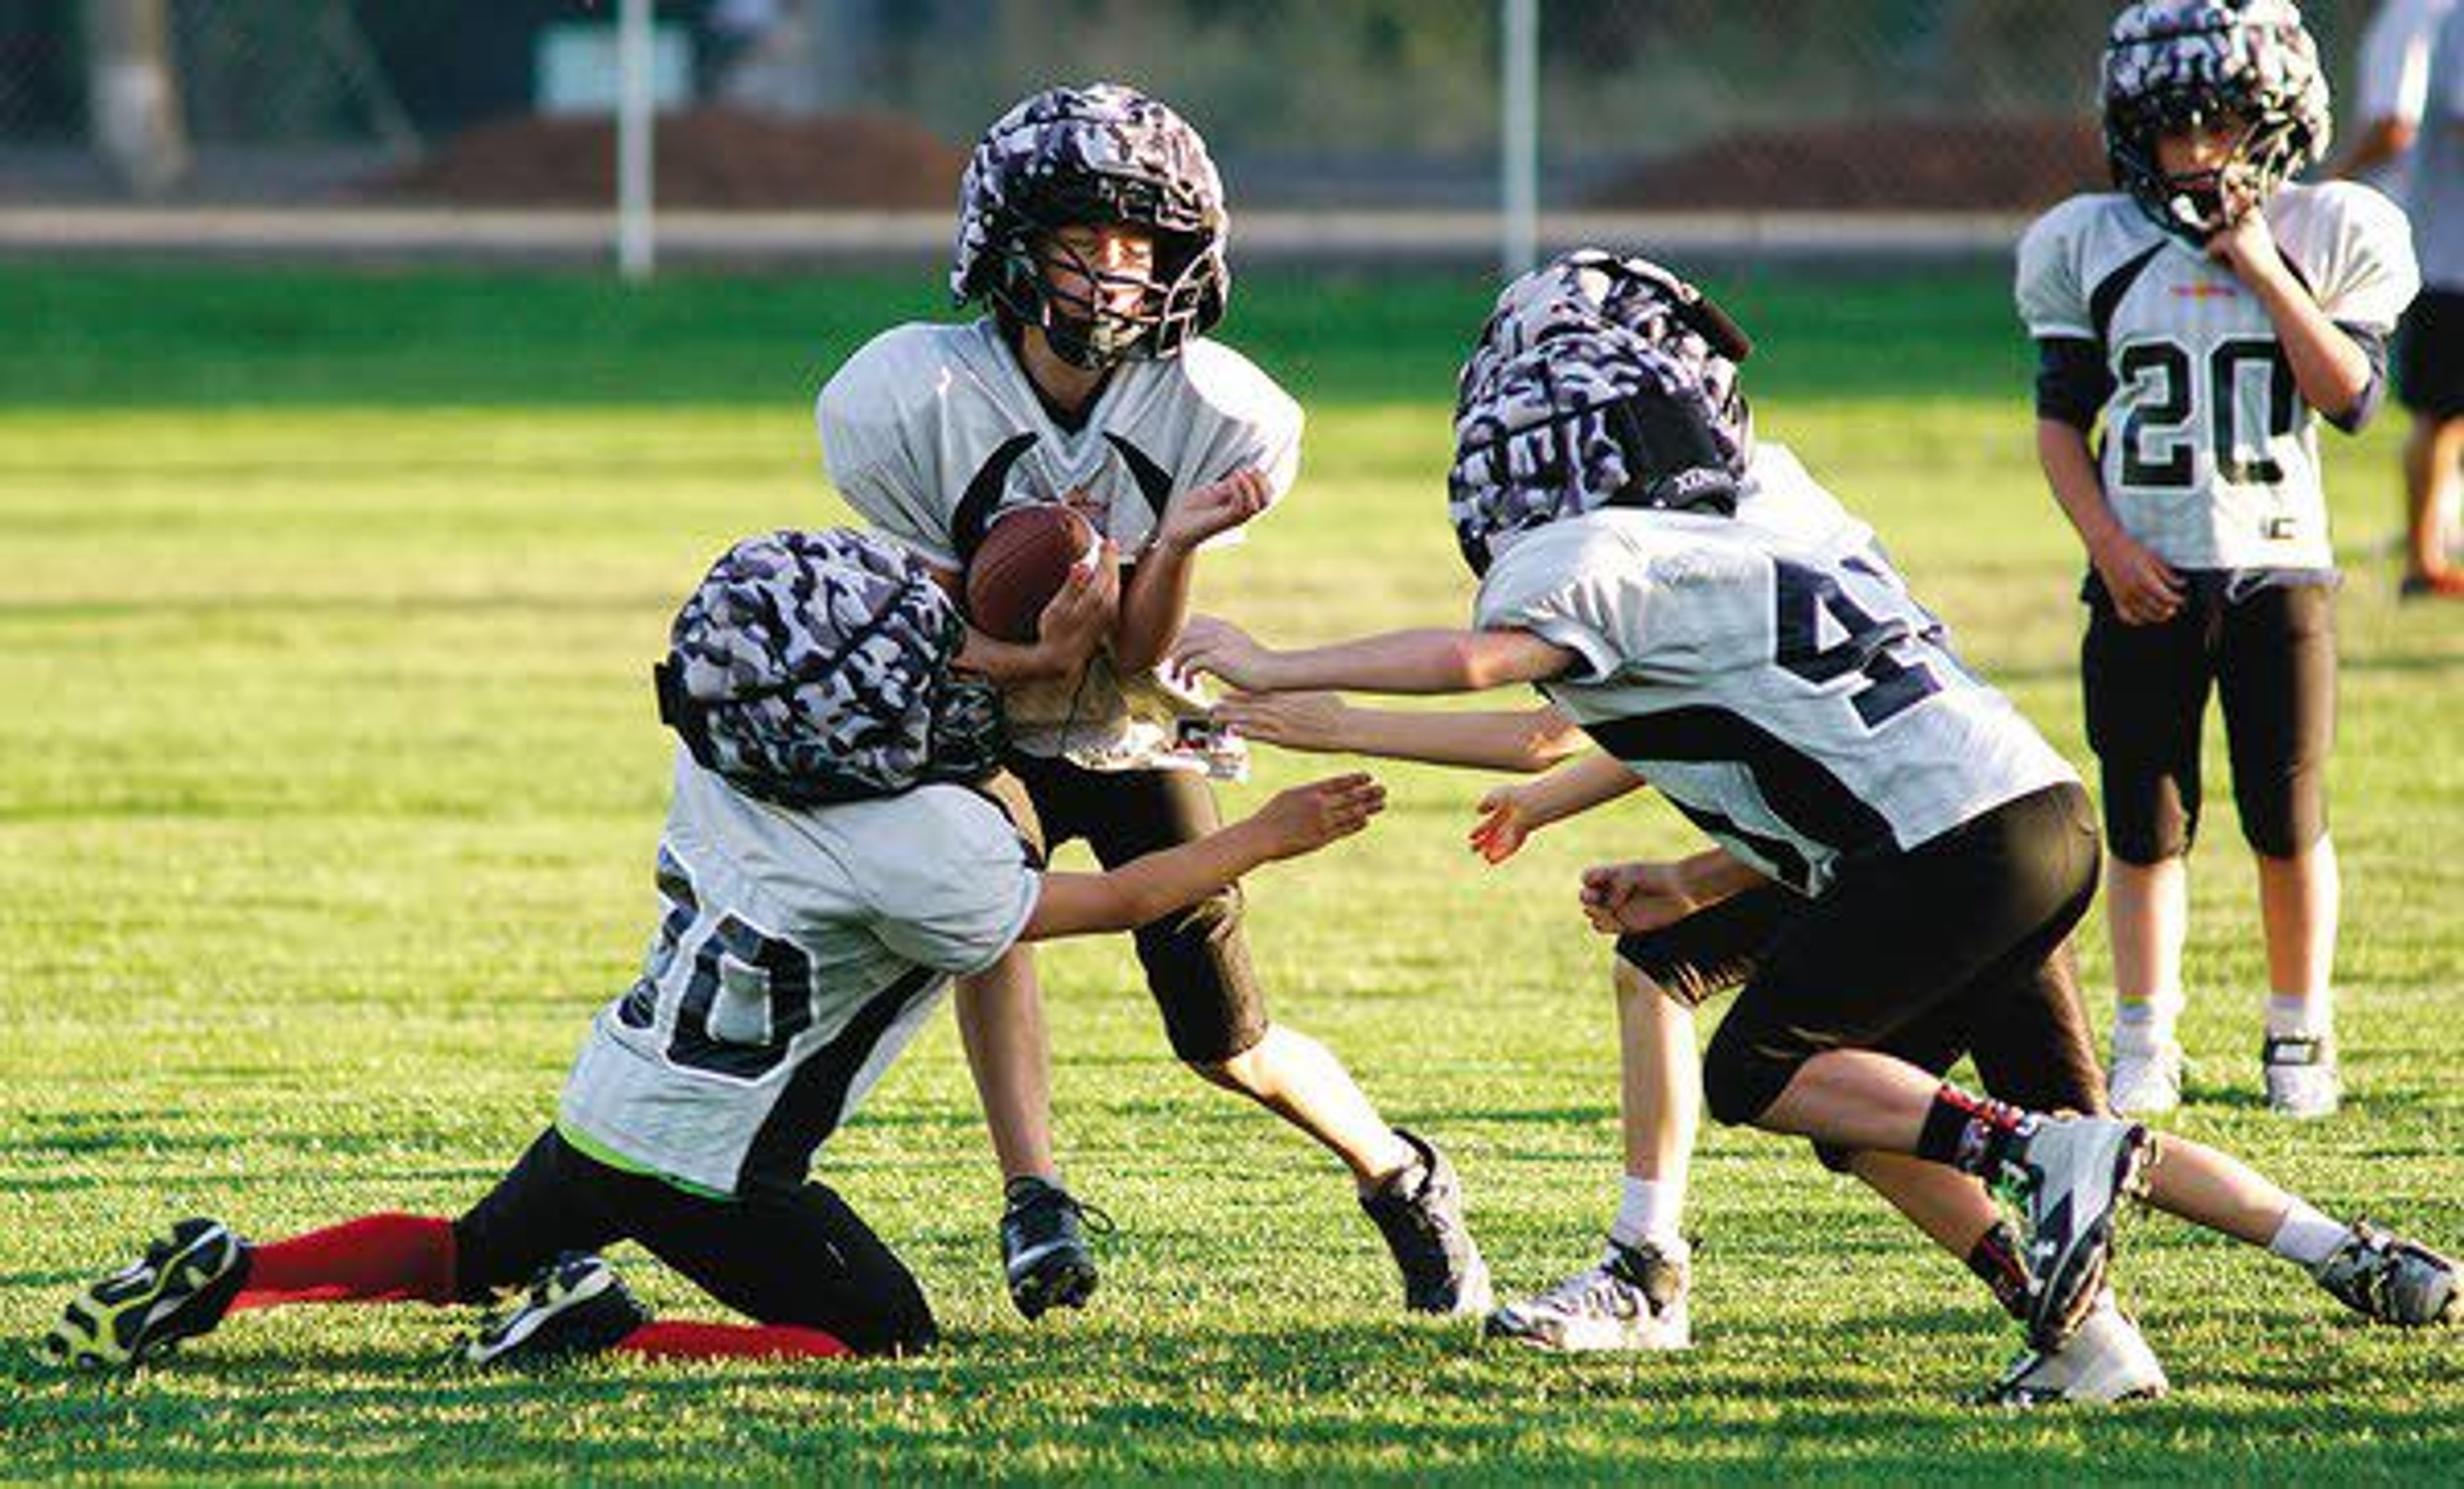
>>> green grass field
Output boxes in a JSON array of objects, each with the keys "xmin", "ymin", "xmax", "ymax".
[{"xmin": 1, "ymin": 264, "xmax": 2458, "ymax": 1482}]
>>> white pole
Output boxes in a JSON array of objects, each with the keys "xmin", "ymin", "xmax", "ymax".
[
  {"xmin": 617, "ymin": 0, "xmax": 655, "ymax": 282},
  {"xmin": 1500, "ymin": 0, "xmax": 1538, "ymax": 280}
]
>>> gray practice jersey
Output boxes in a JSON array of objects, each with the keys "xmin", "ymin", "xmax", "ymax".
[
  {"xmin": 1475, "ymin": 485, "xmax": 2075, "ymax": 898},
  {"xmin": 2412, "ymin": 4, "xmax": 2464, "ymax": 289},
  {"xmin": 816, "ymin": 319, "xmax": 1301, "ymax": 770},
  {"xmin": 558, "ymin": 751, "xmax": 1038, "ymax": 1198},
  {"xmin": 2016, "ymin": 183, "xmax": 2418, "ymax": 572}
]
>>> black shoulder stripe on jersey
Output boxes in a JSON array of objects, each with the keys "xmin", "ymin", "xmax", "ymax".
[
  {"xmin": 1580, "ymin": 708, "xmax": 1895, "ymax": 868},
  {"xmin": 738, "ymin": 964, "xmax": 939, "ymax": 1193},
  {"xmin": 1103, "ymin": 432, "xmax": 1178, "ymax": 519},
  {"xmin": 952, "ymin": 433, "xmax": 1043, "ymax": 565},
  {"xmin": 2090, "ymin": 242, "xmax": 2166, "ymax": 347}
]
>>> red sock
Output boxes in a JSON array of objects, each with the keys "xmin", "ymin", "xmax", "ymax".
[
  {"xmin": 229, "ymin": 1212, "xmax": 458, "ymax": 1311},
  {"xmin": 613, "ymin": 1321, "xmax": 852, "ymax": 1361}
]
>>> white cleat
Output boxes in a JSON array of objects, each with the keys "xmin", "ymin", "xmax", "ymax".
[
  {"xmin": 2014, "ymin": 1115, "xmax": 2154, "ymax": 1352},
  {"xmin": 2263, "ymin": 1034, "xmax": 2340, "ymax": 1119},
  {"xmin": 2107, "ymin": 1040, "xmax": 2184, "ymax": 1116},
  {"xmin": 1976, "ymin": 1290, "xmax": 2168, "ymax": 1408},
  {"xmin": 1484, "ymin": 1239, "xmax": 1691, "ymax": 1353}
]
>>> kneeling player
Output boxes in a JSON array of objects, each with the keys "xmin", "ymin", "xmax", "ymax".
[
  {"xmin": 1175, "ymin": 307, "xmax": 2458, "ymax": 1381},
  {"xmin": 43, "ymin": 529, "xmax": 1383, "ymax": 1372}
]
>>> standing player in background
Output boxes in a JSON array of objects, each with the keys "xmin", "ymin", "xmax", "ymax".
[
  {"xmin": 2391, "ymin": 3, "xmax": 2464, "ymax": 597},
  {"xmin": 815, "ymin": 84, "xmax": 1489, "ymax": 1318},
  {"xmin": 2329, "ymin": 0, "xmax": 2455, "ymax": 194},
  {"xmin": 2017, "ymin": 1, "xmax": 2419, "ymax": 1116},
  {"xmin": 43, "ymin": 530, "xmax": 1387, "ymax": 1372}
]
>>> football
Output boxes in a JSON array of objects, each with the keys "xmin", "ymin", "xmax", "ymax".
[{"xmin": 964, "ymin": 502, "xmax": 1100, "ymax": 643}]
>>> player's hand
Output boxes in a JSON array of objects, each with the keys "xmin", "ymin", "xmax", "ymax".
[
  {"xmin": 1579, "ymin": 860, "xmax": 1697, "ymax": 935},
  {"xmin": 1210, "ymin": 690, "xmax": 1349, "ymax": 753},
  {"xmin": 1155, "ymin": 468, "xmax": 1271, "ymax": 556},
  {"xmin": 1034, "ymin": 540, "xmax": 1121, "ymax": 669},
  {"xmin": 2089, "ymin": 529, "xmax": 2186, "ymax": 626},
  {"xmin": 1247, "ymin": 772, "xmax": 1385, "ymax": 860},
  {"xmin": 1469, "ymin": 784, "xmax": 1542, "ymax": 864},
  {"xmin": 2204, "ymin": 184, "xmax": 2285, "ymax": 284},
  {"xmin": 1170, "ymin": 613, "xmax": 1275, "ymax": 691}
]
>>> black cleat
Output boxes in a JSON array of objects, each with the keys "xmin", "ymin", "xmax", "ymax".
[
  {"xmin": 1360, "ymin": 1128, "xmax": 1493, "ymax": 1316},
  {"xmin": 44, "ymin": 1218, "xmax": 250, "ymax": 1371},
  {"xmin": 461, "ymin": 1253, "xmax": 649, "ymax": 1369},
  {"xmin": 1000, "ymin": 1177, "xmax": 1109, "ymax": 1321}
]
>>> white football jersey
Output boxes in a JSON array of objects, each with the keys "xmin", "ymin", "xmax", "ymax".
[
  {"xmin": 816, "ymin": 319, "xmax": 1301, "ymax": 770},
  {"xmin": 557, "ymin": 751, "xmax": 1038, "ymax": 1197},
  {"xmin": 1475, "ymin": 494, "xmax": 2075, "ymax": 898},
  {"xmin": 2015, "ymin": 183, "xmax": 2419, "ymax": 572}
]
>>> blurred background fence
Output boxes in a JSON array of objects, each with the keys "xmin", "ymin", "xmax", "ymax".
[{"xmin": 0, "ymin": 1, "xmax": 2383, "ymax": 262}]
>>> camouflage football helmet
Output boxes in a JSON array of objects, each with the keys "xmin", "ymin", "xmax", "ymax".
[
  {"xmin": 952, "ymin": 83, "xmax": 1229, "ymax": 370},
  {"xmin": 654, "ymin": 529, "xmax": 1005, "ymax": 806},
  {"xmin": 1450, "ymin": 324, "xmax": 1749, "ymax": 576},
  {"xmin": 2102, "ymin": 1, "xmax": 2331, "ymax": 243},
  {"xmin": 1456, "ymin": 249, "xmax": 1752, "ymax": 421}
]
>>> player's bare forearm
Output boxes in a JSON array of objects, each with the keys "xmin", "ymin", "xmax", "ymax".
[
  {"xmin": 2036, "ymin": 420, "xmax": 2128, "ymax": 554},
  {"xmin": 1679, "ymin": 845, "xmax": 1768, "ymax": 905},
  {"xmin": 1022, "ymin": 774, "xmax": 1383, "ymax": 939},
  {"xmin": 2226, "ymin": 234, "xmax": 2372, "ymax": 419},
  {"xmin": 1355, "ymin": 704, "xmax": 1587, "ymax": 770},
  {"xmin": 1518, "ymin": 749, "xmax": 1642, "ymax": 826},
  {"xmin": 1109, "ymin": 538, "xmax": 1197, "ymax": 675},
  {"xmin": 1179, "ymin": 617, "xmax": 1573, "ymax": 696},
  {"xmin": 955, "ymin": 627, "xmax": 1076, "ymax": 685}
]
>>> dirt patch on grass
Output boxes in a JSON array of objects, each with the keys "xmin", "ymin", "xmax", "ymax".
[{"xmin": 1587, "ymin": 117, "xmax": 2107, "ymax": 211}]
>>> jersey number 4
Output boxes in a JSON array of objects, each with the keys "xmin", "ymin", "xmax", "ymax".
[
  {"xmin": 1773, "ymin": 554, "xmax": 1944, "ymax": 730},
  {"xmin": 2116, "ymin": 338, "xmax": 2297, "ymax": 488}
]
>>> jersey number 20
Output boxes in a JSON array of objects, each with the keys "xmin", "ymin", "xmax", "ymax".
[{"xmin": 2116, "ymin": 337, "xmax": 2296, "ymax": 488}]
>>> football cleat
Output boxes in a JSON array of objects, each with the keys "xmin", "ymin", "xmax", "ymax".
[
  {"xmin": 44, "ymin": 1217, "xmax": 250, "ymax": 1371},
  {"xmin": 1484, "ymin": 1239, "xmax": 1690, "ymax": 1353},
  {"xmin": 2013, "ymin": 1116, "xmax": 2154, "ymax": 1352},
  {"xmin": 1000, "ymin": 1176, "xmax": 1110, "ymax": 1321},
  {"xmin": 2262, "ymin": 1034, "xmax": 2340, "ymax": 1119},
  {"xmin": 1360, "ymin": 1129, "xmax": 1493, "ymax": 1316},
  {"xmin": 461, "ymin": 1253, "xmax": 649, "ymax": 1369},
  {"xmin": 1975, "ymin": 1289, "xmax": 2168, "ymax": 1408},
  {"xmin": 2311, "ymin": 1223, "xmax": 2460, "ymax": 1327},
  {"xmin": 2107, "ymin": 1039, "xmax": 2185, "ymax": 1117}
]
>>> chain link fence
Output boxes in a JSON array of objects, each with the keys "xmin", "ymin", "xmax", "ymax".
[{"xmin": 0, "ymin": 2, "xmax": 2383, "ymax": 245}]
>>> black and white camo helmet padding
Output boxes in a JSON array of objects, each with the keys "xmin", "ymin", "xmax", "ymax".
[
  {"xmin": 951, "ymin": 83, "xmax": 1229, "ymax": 370},
  {"xmin": 1449, "ymin": 325, "xmax": 1749, "ymax": 577},
  {"xmin": 656, "ymin": 529, "xmax": 1007, "ymax": 806},
  {"xmin": 2103, "ymin": 1, "xmax": 2330, "ymax": 243},
  {"xmin": 1455, "ymin": 249, "xmax": 1752, "ymax": 424}
]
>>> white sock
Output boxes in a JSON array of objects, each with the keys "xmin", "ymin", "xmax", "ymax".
[
  {"xmin": 2268, "ymin": 1200, "xmax": 2352, "ymax": 1271},
  {"xmin": 1609, "ymin": 1176, "xmax": 1685, "ymax": 1255},
  {"xmin": 2265, "ymin": 991, "xmax": 2332, "ymax": 1041},
  {"xmin": 2114, "ymin": 994, "xmax": 2182, "ymax": 1055}
]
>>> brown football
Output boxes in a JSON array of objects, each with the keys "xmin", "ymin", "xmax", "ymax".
[{"xmin": 964, "ymin": 503, "xmax": 1099, "ymax": 643}]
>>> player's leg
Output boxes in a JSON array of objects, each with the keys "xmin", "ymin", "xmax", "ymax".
[
  {"xmin": 1704, "ymin": 783, "xmax": 2148, "ymax": 1350},
  {"xmin": 2218, "ymin": 583, "xmax": 2341, "ymax": 1116},
  {"xmin": 44, "ymin": 1127, "xmax": 609, "ymax": 1369},
  {"xmin": 2396, "ymin": 291, "xmax": 2464, "ymax": 597},
  {"xmin": 2082, "ymin": 589, "xmax": 2212, "ymax": 1114},
  {"xmin": 1050, "ymin": 754, "xmax": 1487, "ymax": 1314},
  {"xmin": 1487, "ymin": 890, "xmax": 1788, "ymax": 1352},
  {"xmin": 950, "ymin": 769, "xmax": 1103, "ymax": 1318}
]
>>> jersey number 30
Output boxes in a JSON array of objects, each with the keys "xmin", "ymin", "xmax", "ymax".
[{"xmin": 2116, "ymin": 337, "xmax": 2296, "ymax": 488}]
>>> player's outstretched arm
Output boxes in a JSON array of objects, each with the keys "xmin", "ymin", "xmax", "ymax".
[
  {"xmin": 1211, "ymin": 693, "xmax": 1587, "ymax": 773},
  {"xmin": 1579, "ymin": 847, "xmax": 1768, "ymax": 935},
  {"xmin": 1172, "ymin": 614, "xmax": 1573, "ymax": 695},
  {"xmin": 1023, "ymin": 773, "xmax": 1385, "ymax": 940},
  {"xmin": 1469, "ymin": 751, "xmax": 1645, "ymax": 864}
]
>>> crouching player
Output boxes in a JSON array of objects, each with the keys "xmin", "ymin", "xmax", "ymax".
[
  {"xmin": 1176, "ymin": 309, "xmax": 2459, "ymax": 1392},
  {"xmin": 44, "ymin": 529, "xmax": 1383, "ymax": 1372}
]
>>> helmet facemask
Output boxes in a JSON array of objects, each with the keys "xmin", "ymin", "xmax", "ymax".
[
  {"xmin": 2101, "ymin": 1, "xmax": 2329, "ymax": 245},
  {"xmin": 990, "ymin": 214, "xmax": 1221, "ymax": 372}
]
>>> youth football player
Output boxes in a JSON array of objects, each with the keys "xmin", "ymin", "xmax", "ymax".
[
  {"xmin": 43, "ymin": 530, "xmax": 1385, "ymax": 1371},
  {"xmin": 1173, "ymin": 311, "xmax": 2460, "ymax": 1379},
  {"xmin": 2019, "ymin": 0, "xmax": 2421, "ymax": 1116},
  {"xmin": 815, "ymin": 83, "xmax": 1486, "ymax": 1316}
]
